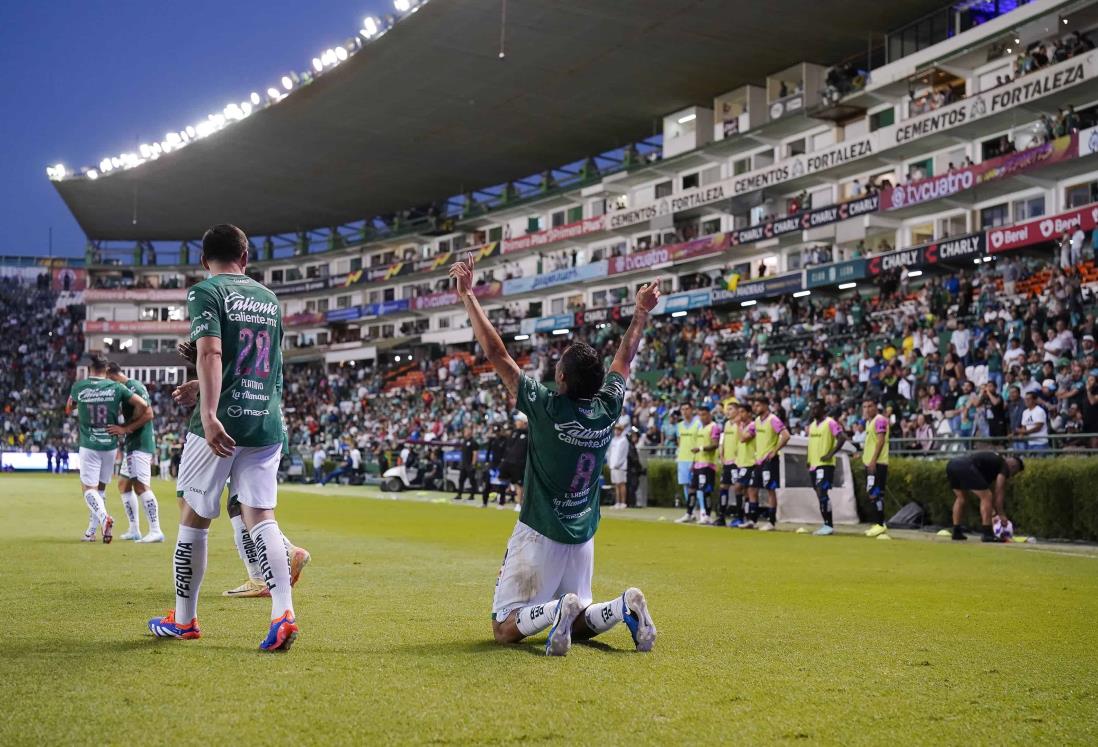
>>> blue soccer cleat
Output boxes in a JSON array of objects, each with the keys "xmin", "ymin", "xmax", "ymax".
[
  {"xmin": 545, "ymin": 594, "xmax": 582, "ymax": 657},
  {"xmin": 622, "ymin": 587, "xmax": 657, "ymax": 652},
  {"xmin": 260, "ymin": 610, "xmax": 299, "ymax": 652},
  {"xmin": 814, "ymin": 525, "xmax": 835, "ymax": 536},
  {"xmin": 148, "ymin": 609, "xmax": 201, "ymax": 640}
]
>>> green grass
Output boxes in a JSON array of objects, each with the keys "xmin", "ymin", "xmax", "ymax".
[{"xmin": 2, "ymin": 474, "xmax": 1097, "ymax": 745}]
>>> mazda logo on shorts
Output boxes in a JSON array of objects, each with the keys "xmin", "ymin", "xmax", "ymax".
[{"xmin": 227, "ymin": 405, "xmax": 243, "ymax": 418}]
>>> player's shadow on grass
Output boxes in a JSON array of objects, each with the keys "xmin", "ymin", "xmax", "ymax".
[{"xmin": 396, "ymin": 639, "xmax": 548, "ymax": 657}]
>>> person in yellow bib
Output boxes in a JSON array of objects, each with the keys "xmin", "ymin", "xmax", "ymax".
[
  {"xmin": 687, "ymin": 406, "xmax": 721, "ymax": 524},
  {"xmin": 806, "ymin": 401, "xmax": 846, "ymax": 536},
  {"xmin": 746, "ymin": 395, "xmax": 790, "ymax": 531},
  {"xmin": 860, "ymin": 399, "xmax": 890, "ymax": 538},
  {"xmin": 673, "ymin": 405, "xmax": 701, "ymax": 522},
  {"xmin": 715, "ymin": 400, "xmax": 741, "ymax": 527},
  {"xmin": 735, "ymin": 405, "xmax": 758, "ymax": 528}
]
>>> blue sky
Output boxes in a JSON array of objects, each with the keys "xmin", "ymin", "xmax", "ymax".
[{"xmin": 0, "ymin": 0, "xmax": 391, "ymax": 257}]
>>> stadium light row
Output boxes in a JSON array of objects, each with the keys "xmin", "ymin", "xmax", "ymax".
[{"xmin": 44, "ymin": 0, "xmax": 426, "ymax": 183}]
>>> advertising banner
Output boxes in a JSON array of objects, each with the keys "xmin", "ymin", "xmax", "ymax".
[
  {"xmin": 503, "ymin": 260, "xmax": 608, "ymax": 295},
  {"xmin": 730, "ymin": 194, "xmax": 880, "ymax": 246},
  {"xmin": 275, "ymin": 278, "xmax": 331, "ymax": 295},
  {"xmin": 987, "ymin": 203, "xmax": 1098, "ymax": 253},
  {"xmin": 519, "ymin": 313, "xmax": 576, "ymax": 335},
  {"xmin": 880, "ymin": 135, "xmax": 1077, "ymax": 211},
  {"xmin": 502, "ymin": 216, "xmax": 606, "ymax": 254},
  {"xmin": 51, "ymin": 267, "xmax": 86, "ymax": 292},
  {"xmin": 866, "ymin": 246, "xmax": 926, "ymax": 276},
  {"xmin": 714, "ymin": 272, "xmax": 804, "ymax": 303},
  {"xmin": 923, "ymin": 233, "xmax": 986, "ymax": 264},
  {"xmin": 657, "ymin": 289, "xmax": 714, "ymax": 315},
  {"xmin": 85, "ymin": 287, "xmax": 184, "ymax": 302},
  {"xmin": 84, "ymin": 320, "xmax": 190, "ymax": 334},
  {"xmin": 609, "ymin": 234, "xmax": 732, "ymax": 275},
  {"xmin": 885, "ymin": 54, "xmax": 1098, "ymax": 147},
  {"xmin": 412, "ymin": 281, "xmax": 502, "ymax": 311},
  {"xmin": 805, "ymin": 258, "xmax": 867, "ymax": 288},
  {"xmin": 284, "ymin": 311, "xmax": 327, "ymax": 327}
]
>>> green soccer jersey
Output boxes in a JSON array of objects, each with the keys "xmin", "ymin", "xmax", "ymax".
[
  {"xmin": 516, "ymin": 371, "xmax": 625, "ymax": 545},
  {"xmin": 121, "ymin": 378, "xmax": 155, "ymax": 454},
  {"xmin": 70, "ymin": 377, "xmax": 132, "ymax": 451},
  {"xmin": 186, "ymin": 273, "xmax": 285, "ymax": 447}
]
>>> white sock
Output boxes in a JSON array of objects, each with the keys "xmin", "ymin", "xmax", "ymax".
[
  {"xmin": 121, "ymin": 490, "xmax": 139, "ymax": 532},
  {"xmin": 251, "ymin": 520, "xmax": 294, "ymax": 619},
  {"xmin": 85, "ymin": 507, "xmax": 98, "ymax": 534},
  {"xmin": 173, "ymin": 526, "xmax": 208, "ymax": 623},
  {"xmin": 230, "ymin": 515, "xmax": 264, "ymax": 580},
  {"xmin": 583, "ymin": 595, "xmax": 626, "ymax": 634},
  {"xmin": 139, "ymin": 490, "xmax": 160, "ymax": 533},
  {"xmin": 83, "ymin": 489, "xmax": 107, "ymax": 526},
  {"xmin": 515, "ymin": 598, "xmax": 560, "ymax": 637}
]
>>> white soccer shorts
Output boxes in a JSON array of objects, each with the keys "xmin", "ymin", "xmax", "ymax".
[
  {"xmin": 176, "ymin": 432, "xmax": 281, "ymax": 519},
  {"xmin": 78, "ymin": 447, "xmax": 116, "ymax": 487},
  {"xmin": 119, "ymin": 450, "xmax": 153, "ymax": 485},
  {"xmin": 610, "ymin": 468, "xmax": 627, "ymax": 485},
  {"xmin": 492, "ymin": 522, "xmax": 594, "ymax": 622}
]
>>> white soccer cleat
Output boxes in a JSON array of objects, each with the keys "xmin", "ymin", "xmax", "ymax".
[
  {"xmin": 136, "ymin": 530, "xmax": 165, "ymax": 543},
  {"xmin": 513, "ymin": 504, "xmax": 521, "ymax": 512},
  {"xmin": 698, "ymin": 511, "xmax": 711, "ymax": 524},
  {"xmin": 120, "ymin": 529, "xmax": 142, "ymax": 541},
  {"xmin": 674, "ymin": 513, "xmax": 695, "ymax": 524},
  {"xmin": 545, "ymin": 593, "xmax": 583, "ymax": 657},
  {"xmin": 758, "ymin": 522, "xmax": 775, "ymax": 532},
  {"xmin": 622, "ymin": 587, "xmax": 657, "ymax": 653},
  {"xmin": 80, "ymin": 529, "xmax": 97, "ymax": 542}
]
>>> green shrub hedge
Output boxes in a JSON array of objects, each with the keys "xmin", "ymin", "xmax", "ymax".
[{"xmin": 643, "ymin": 456, "xmax": 1098, "ymax": 541}]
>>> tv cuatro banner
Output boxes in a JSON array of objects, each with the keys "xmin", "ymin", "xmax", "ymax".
[{"xmin": 880, "ymin": 134, "xmax": 1077, "ymax": 211}]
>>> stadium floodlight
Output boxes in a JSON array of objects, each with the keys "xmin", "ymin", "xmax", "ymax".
[
  {"xmin": 514, "ymin": 334, "xmax": 530, "ymax": 341},
  {"xmin": 335, "ymin": 46, "xmax": 348, "ymax": 61},
  {"xmin": 185, "ymin": 125, "xmax": 196, "ymax": 138},
  {"xmin": 87, "ymin": 169, "xmax": 98, "ymax": 179},
  {"xmin": 677, "ymin": 113, "xmax": 697, "ymax": 124},
  {"xmin": 267, "ymin": 87, "xmax": 281, "ymax": 99},
  {"xmin": 792, "ymin": 290, "xmax": 811, "ymax": 298},
  {"xmin": 740, "ymin": 300, "xmax": 756, "ymax": 307},
  {"xmin": 99, "ymin": 158, "xmax": 112, "ymax": 172},
  {"xmin": 250, "ymin": 91, "xmax": 261, "ymax": 105},
  {"xmin": 907, "ymin": 270, "xmax": 923, "ymax": 278},
  {"xmin": 312, "ymin": 57, "xmax": 323, "ymax": 72},
  {"xmin": 394, "ymin": 0, "xmax": 411, "ymax": 11},
  {"xmin": 395, "ymin": 355, "xmax": 401, "ymax": 362},
  {"xmin": 362, "ymin": 16, "xmax": 379, "ymax": 37},
  {"xmin": 671, "ymin": 310, "xmax": 688, "ymax": 318},
  {"xmin": 838, "ymin": 282, "xmax": 857, "ymax": 290},
  {"xmin": 551, "ymin": 328, "xmax": 569, "ymax": 335},
  {"xmin": 281, "ymin": 75, "xmax": 293, "ymax": 90}
]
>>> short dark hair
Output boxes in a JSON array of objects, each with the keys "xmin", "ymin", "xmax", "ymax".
[
  {"xmin": 559, "ymin": 342, "xmax": 603, "ymax": 400},
  {"xmin": 201, "ymin": 224, "xmax": 249, "ymax": 264},
  {"xmin": 88, "ymin": 353, "xmax": 109, "ymax": 372},
  {"xmin": 105, "ymin": 361, "xmax": 122, "ymax": 376}
]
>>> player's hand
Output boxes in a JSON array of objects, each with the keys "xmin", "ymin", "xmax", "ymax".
[
  {"xmin": 177, "ymin": 340, "xmax": 197, "ymax": 364},
  {"xmin": 202, "ymin": 415, "xmax": 236, "ymax": 458},
  {"xmin": 636, "ymin": 279, "xmax": 662, "ymax": 313},
  {"xmin": 106, "ymin": 424, "xmax": 127, "ymax": 436},
  {"xmin": 448, "ymin": 254, "xmax": 475, "ymax": 296},
  {"xmin": 866, "ymin": 461, "xmax": 877, "ymax": 473},
  {"xmin": 172, "ymin": 380, "xmax": 200, "ymax": 407}
]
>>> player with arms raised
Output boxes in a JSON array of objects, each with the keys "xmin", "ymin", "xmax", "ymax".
[
  {"xmin": 450, "ymin": 254, "xmax": 660, "ymax": 656},
  {"xmin": 105, "ymin": 362, "xmax": 163, "ymax": 543},
  {"xmin": 66, "ymin": 354, "xmax": 149, "ymax": 543},
  {"xmin": 147, "ymin": 224, "xmax": 299, "ymax": 651}
]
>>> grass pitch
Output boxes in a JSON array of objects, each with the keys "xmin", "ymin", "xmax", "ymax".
[{"xmin": 2, "ymin": 474, "xmax": 1097, "ymax": 745}]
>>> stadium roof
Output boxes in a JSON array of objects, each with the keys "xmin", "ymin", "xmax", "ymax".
[{"xmin": 54, "ymin": 0, "xmax": 947, "ymax": 241}]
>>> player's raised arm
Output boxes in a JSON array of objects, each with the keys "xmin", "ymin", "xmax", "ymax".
[
  {"xmin": 609, "ymin": 280, "xmax": 661, "ymax": 381},
  {"xmin": 450, "ymin": 254, "xmax": 521, "ymax": 398}
]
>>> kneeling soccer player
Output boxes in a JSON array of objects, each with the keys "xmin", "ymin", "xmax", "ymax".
[
  {"xmin": 450, "ymin": 255, "xmax": 659, "ymax": 656},
  {"xmin": 147, "ymin": 224, "xmax": 298, "ymax": 651},
  {"xmin": 945, "ymin": 451, "xmax": 1024, "ymax": 542}
]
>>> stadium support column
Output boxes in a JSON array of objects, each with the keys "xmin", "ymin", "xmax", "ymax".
[
  {"xmin": 263, "ymin": 237, "xmax": 274, "ymax": 261},
  {"xmin": 179, "ymin": 241, "xmax": 190, "ymax": 266}
]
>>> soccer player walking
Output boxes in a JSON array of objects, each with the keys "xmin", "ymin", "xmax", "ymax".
[
  {"xmin": 147, "ymin": 224, "xmax": 298, "ymax": 651},
  {"xmin": 715, "ymin": 400, "xmax": 741, "ymax": 527},
  {"xmin": 806, "ymin": 401, "xmax": 846, "ymax": 536},
  {"xmin": 450, "ymin": 254, "xmax": 659, "ymax": 656},
  {"xmin": 860, "ymin": 399, "xmax": 890, "ymax": 538},
  {"xmin": 689, "ymin": 406, "xmax": 720, "ymax": 524},
  {"xmin": 105, "ymin": 362, "xmax": 163, "ymax": 543},
  {"xmin": 67, "ymin": 354, "xmax": 150, "ymax": 543}
]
